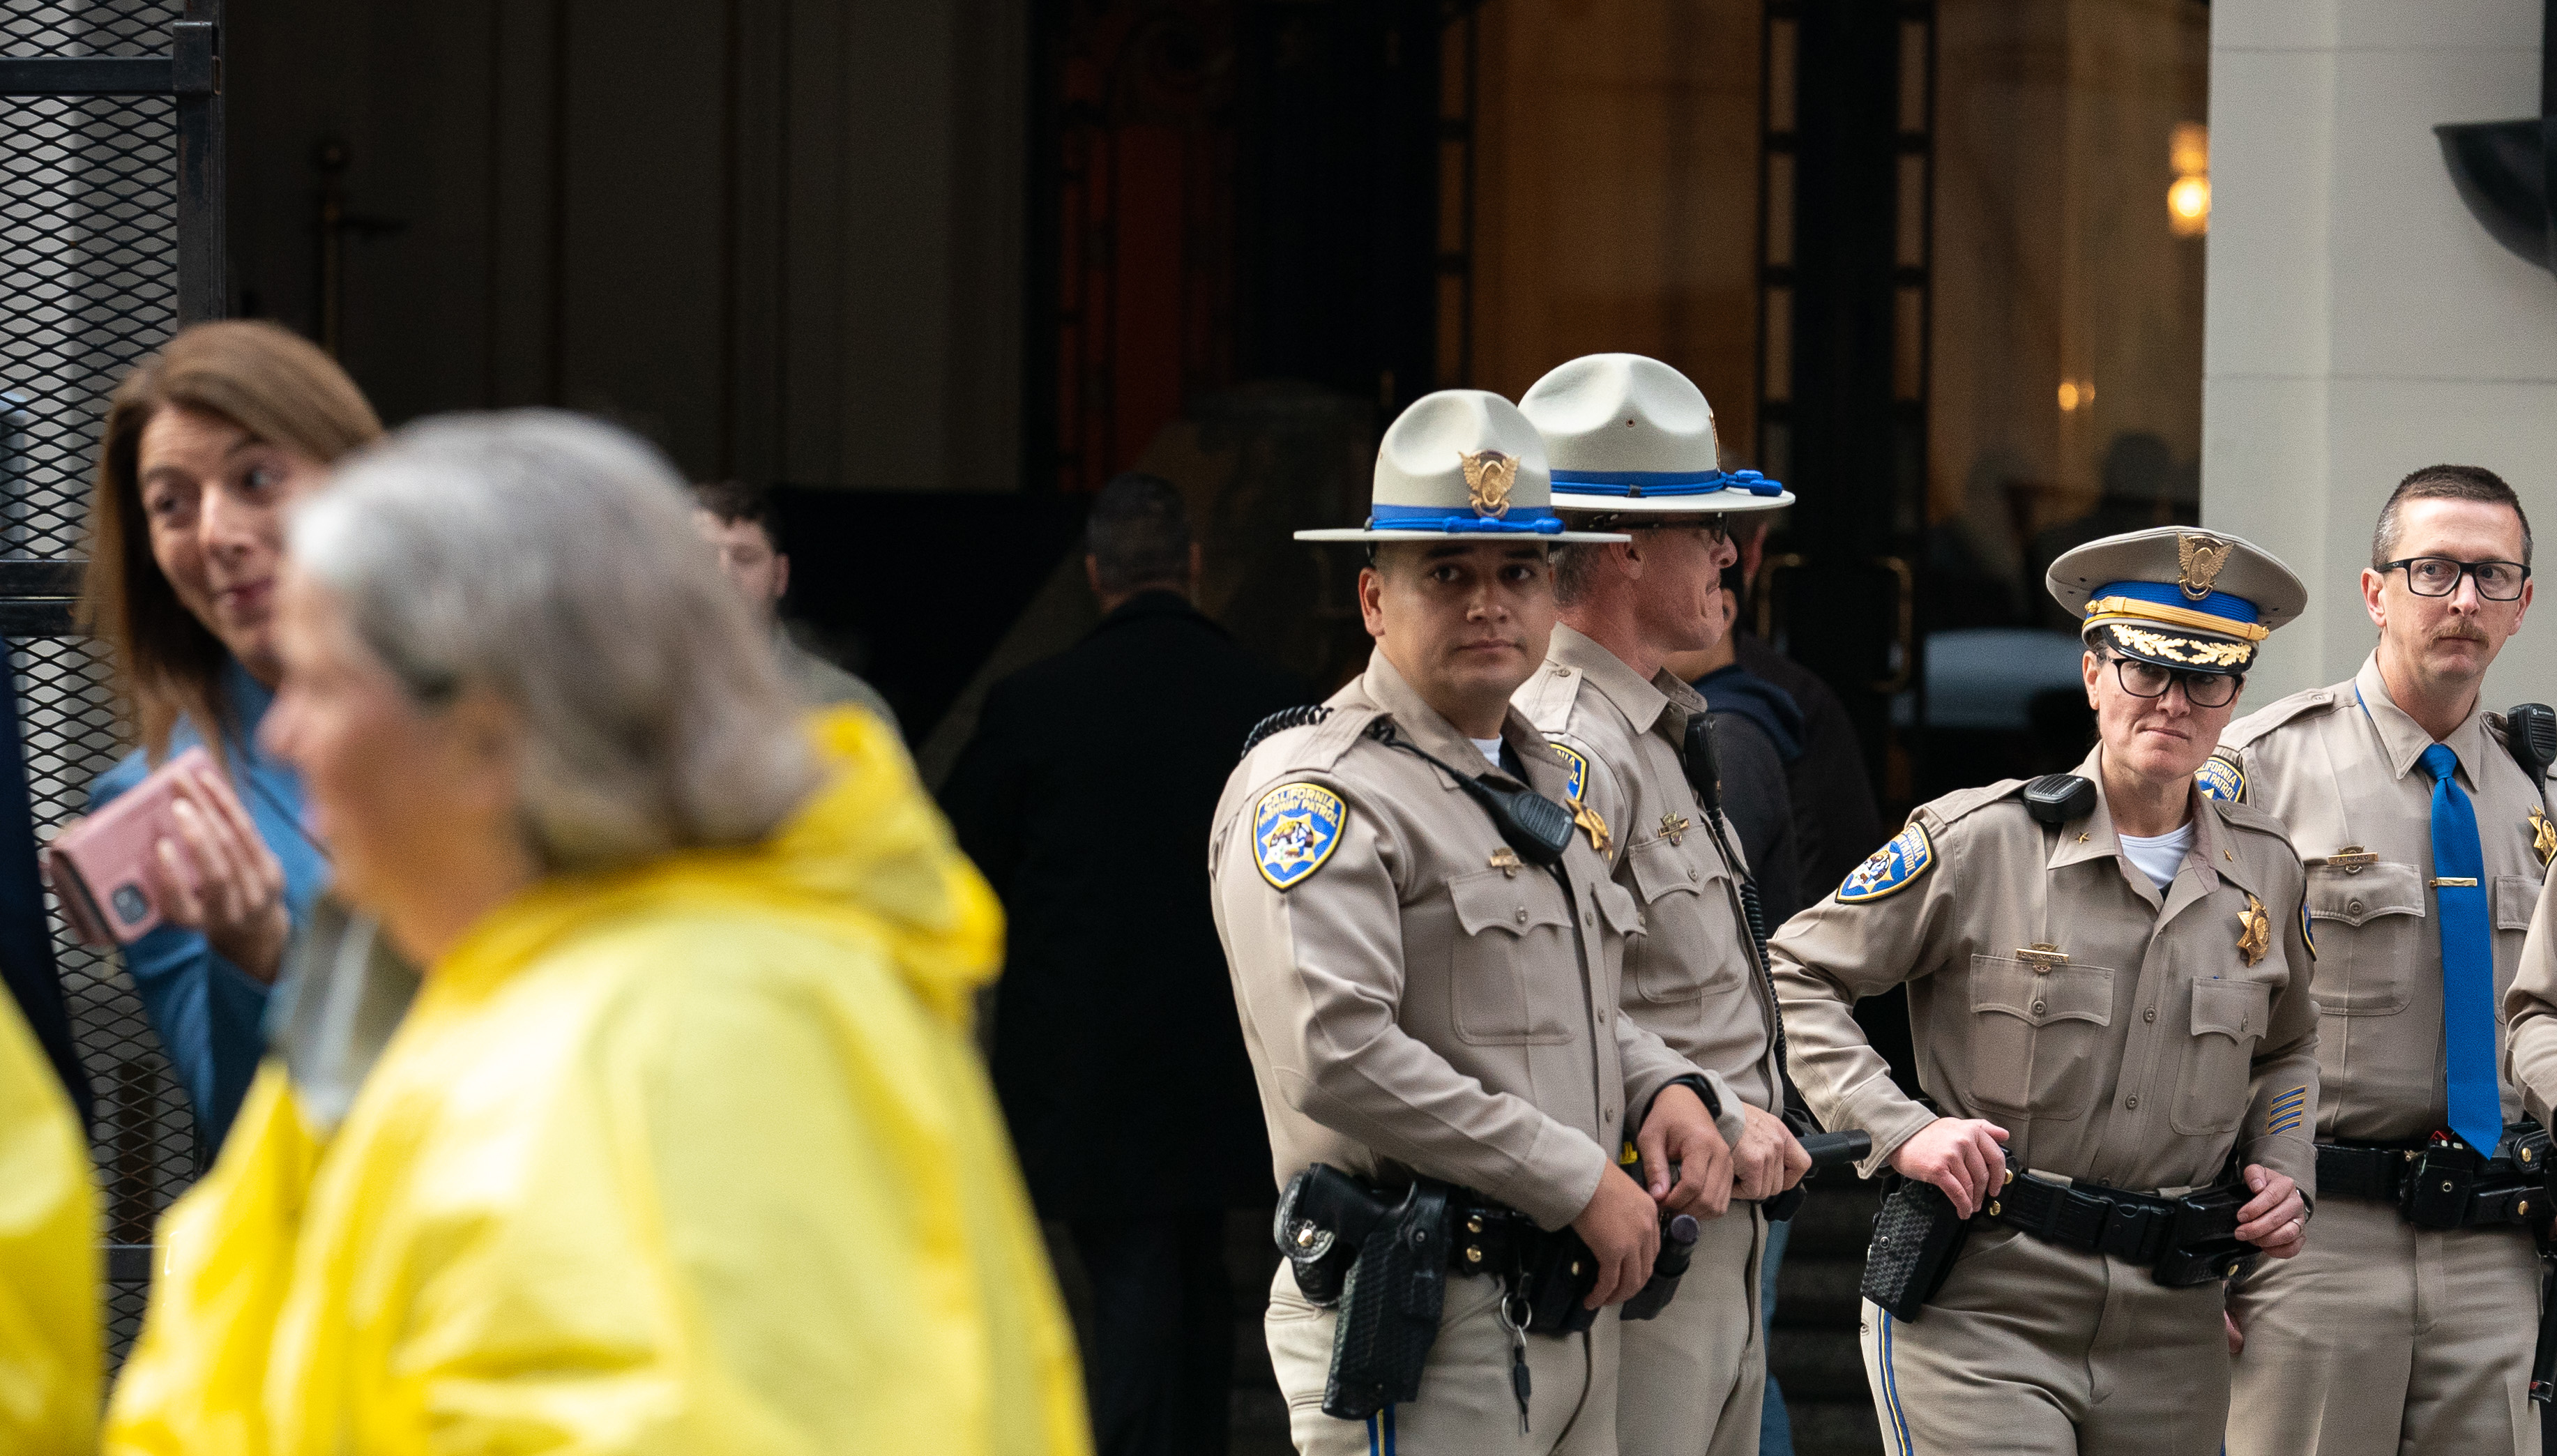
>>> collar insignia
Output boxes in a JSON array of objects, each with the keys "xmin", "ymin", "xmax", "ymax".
[
  {"xmin": 2177, "ymin": 533, "xmax": 2233, "ymax": 600},
  {"xmin": 2238, "ymin": 893, "xmax": 2272, "ymax": 966},
  {"xmin": 1460, "ymin": 449, "xmax": 1518, "ymax": 519}
]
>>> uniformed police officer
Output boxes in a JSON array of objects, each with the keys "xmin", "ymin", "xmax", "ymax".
[
  {"xmin": 1511, "ymin": 354, "xmax": 1809, "ymax": 1456},
  {"xmin": 2249, "ymin": 467, "xmax": 2548, "ymax": 1454},
  {"xmin": 1771, "ymin": 527, "xmax": 2320, "ymax": 1456},
  {"xmin": 1212, "ymin": 389, "xmax": 1743, "ymax": 1455}
]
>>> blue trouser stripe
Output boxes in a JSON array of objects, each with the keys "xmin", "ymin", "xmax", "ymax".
[{"xmin": 1880, "ymin": 1310, "xmax": 1913, "ymax": 1453}]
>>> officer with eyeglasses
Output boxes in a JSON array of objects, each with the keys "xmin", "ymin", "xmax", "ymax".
[
  {"xmin": 1773, "ymin": 525, "xmax": 2320, "ymax": 1455},
  {"xmin": 2210, "ymin": 466, "xmax": 2545, "ymax": 1456}
]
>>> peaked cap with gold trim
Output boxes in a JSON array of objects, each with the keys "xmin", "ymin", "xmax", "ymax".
[
  {"xmin": 1296, "ymin": 389, "xmax": 1630, "ymax": 545},
  {"xmin": 2047, "ymin": 526, "xmax": 2306, "ymax": 676}
]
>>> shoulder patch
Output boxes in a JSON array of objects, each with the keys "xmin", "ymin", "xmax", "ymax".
[
  {"xmin": 2196, "ymin": 752, "xmax": 2245, "ymax": 803},
  {"xmin": 1254, "ymin": 782, "xmax": 1347, "ymax": 891},
  {"xmin": 1838, "ymin": 823, "xmax": 1934, "ymax": 904},
  {"xmin": 2299, "ymin": 902, "xmax": 2316, "ymax": 960},
  {"xmin": 1547, "ymin": 741, "xmax": 1590, "ymax": 803}
]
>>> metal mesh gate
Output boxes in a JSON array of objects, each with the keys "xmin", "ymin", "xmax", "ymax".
[{"xmin": 0, "ymin": 0, "xmax": 222, "ymax": 1360}]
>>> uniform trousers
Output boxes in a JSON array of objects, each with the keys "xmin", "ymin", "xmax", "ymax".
[
  {"xmin": 1267, "ymin": 1261, "xmax": 1617, "ymax": 1455},
  {"xmin": 1619, "ymin": 1203, "xmax": 1766, "ymax": 1456},
  {"xmin": 2224, "ymin": 1195, "xmax": 2541, "ymax": 1456},
  {"xmin": 1857, "ymin": 1223, "xmax": 2230, "ymax": 1455}
]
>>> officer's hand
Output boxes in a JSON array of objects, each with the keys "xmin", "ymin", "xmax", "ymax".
[
  {"xmin": 2224, "ymin": 1310, "xmax": 2245, "ymax": 1355},
  {"xmin": 1887, "ymin": 1116, "xmax": 2011, "ymax": 1218},
  {"xmin": 1572, "ymin": 1167, "xmax": 1662, "ymax": 1310},
  {"xmin": 2236, "ymin": 1164, "xmax": 2306, "ymax": 1258},
  {"xmin": 1729, "ymin": 1103, "xmax": 1812, "ymax": 1202},
  {"xmin": 1636, "ymin": 1084, "xmax": 1732, "ymax": 1218}
]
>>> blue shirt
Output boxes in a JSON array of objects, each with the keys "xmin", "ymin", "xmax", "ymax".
[{"xmin": 89, "ymin": 658, "xmax": 326, "ymax": 1150}]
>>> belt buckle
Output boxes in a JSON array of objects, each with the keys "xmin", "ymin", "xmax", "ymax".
[{"xmin": 2094, "ymin": 1199, "xmax": 2160, "ymax": 1262}]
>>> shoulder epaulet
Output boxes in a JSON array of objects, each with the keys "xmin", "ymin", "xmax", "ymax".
[
  {"xmin": 1243, "ymin": 702, "xmax": 1388, "ymax": 775},
  {"xmin": 2217, "ymin": 685, "xmax": 2344, "ymax": 754},
  {"xmin": 1513, "ymin": 660, "xmax": 1587, "ymax": 736},
  {"xmin": 1911, "ymin": 777, "xmax": 2032, "ymax": 833}
]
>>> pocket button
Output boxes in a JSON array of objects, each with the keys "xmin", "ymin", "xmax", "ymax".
[
  {"xmin": 1515, "ymin": 907, "xmax": 1528, "ymax": 924},
  {"xmin": 2348, "ymin": 898, "xmax": 2364, "ymax": 915}
]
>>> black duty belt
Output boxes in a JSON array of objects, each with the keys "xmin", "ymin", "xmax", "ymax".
[
  {"xmin": 2316, "ymin": 1130, "xmax": 2553, "ymax": 1231},
  {"xmin": 1989, "ymin": 1169, "xmax": 2255, "ymax": 1287}
]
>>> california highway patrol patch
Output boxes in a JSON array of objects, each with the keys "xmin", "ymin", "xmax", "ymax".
[
  {"xmin": 1838, "ymin": 824, "xmax": 1933, "ymax": 904},
  {"xmin": 2195, "ymin": 753, "xmax": 2244, "ymax": 803},
  {"xmin": 1548, "ymin": 741, "xmax": 1589, "ymax": 802},
  {"xmin": 2300, "ymin": 903, "xmax": 2316, "ymax": 960},
  {"xmin": 1255, "ymin": 782, "xmax": 1346, "ymax": 891}
]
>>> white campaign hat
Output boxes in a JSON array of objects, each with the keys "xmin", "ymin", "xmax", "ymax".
[
  {"xmin": 1296, "ymin": 388, "xmax": 1630, "ymax": 545},
  {"xmin": 1519, "ymin": 353, "xmax": 1793, "ymax": 517}
]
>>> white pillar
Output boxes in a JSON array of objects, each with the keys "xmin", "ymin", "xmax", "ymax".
[{"xmin": 2204, "ymin": 0, "xmax": 2557, "ymax": 708}]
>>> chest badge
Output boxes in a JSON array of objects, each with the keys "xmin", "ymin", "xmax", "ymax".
[
  {"xmin": 1659, "ymin": 812, "xmax": 1691, "ymax": 847},
  {"xmin": 1488, "ymin": 846, "xmax": 1522, "ymax": 879},
  {"xmin": 2237, "ymin": 893, "xmax": 2272, "ymax": 966},
  {"xmin": 2532, "ymin": 807, "xmax": 2557, "ymax": 869},
  {"xmin": 1574, "ymin": 799, "xmax": 1612, "ymax": 855},
  {"xmin": 2015, "ymin": 944, "xmax": 2069, "ymax": 969},
  {"xmin": 2321, "ymin": 845, "xmax": 2378, "ymax": 872},
  {"xmin": 1253, "ymin": 782, "xmax": 1347, "ymax": 891}
]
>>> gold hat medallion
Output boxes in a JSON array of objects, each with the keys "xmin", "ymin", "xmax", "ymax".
[
  {"xmin": 1460, "ymin": 449, "xmax": 1518, "ymax": 519},
  {"xmin": 2177, "ymin": 533, "xmax": 2233, "ymax": 601}
]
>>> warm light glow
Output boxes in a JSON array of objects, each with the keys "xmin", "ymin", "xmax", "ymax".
[
  {"xmin": 2058, "ymin": 380, "xmax": 2079, "ymax": 411},
  {"xmin": 2170, "ymin": 122, "xmax": 2210, "ymax": 179},
  {"xmin": 2169, "ymin": 175, "xmax": 2211, "ymax": 236}
]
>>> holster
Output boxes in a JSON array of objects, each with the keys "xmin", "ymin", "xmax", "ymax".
[
  {"xmin": 1859, "ymin": 1172, "xmax": 1973, "ymax": 1321},
  {"xmin": 1274, "ymin": 1166, "xmax": 1454, "ymax": 1420},
  {"xmin": 2316, "ymin": 1122, "xmax": 2556, "ymax": 1233}
]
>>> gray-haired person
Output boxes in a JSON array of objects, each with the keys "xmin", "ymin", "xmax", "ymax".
[{"xmin": 103, "ymin": 410, "xmax": 1091, "ymax": 1449}]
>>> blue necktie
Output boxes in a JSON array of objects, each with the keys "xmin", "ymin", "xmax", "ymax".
[{"xmin": 2420, "ymin": 743, "xmax": 2502, "ymax": 1153}]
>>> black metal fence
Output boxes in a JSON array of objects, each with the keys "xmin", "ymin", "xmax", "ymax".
[{"xmin": 0, "ymin": 0, "xmax": 222, "ymax": 1360}]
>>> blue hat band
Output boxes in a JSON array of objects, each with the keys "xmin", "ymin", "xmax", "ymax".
[
  {"xmin": 1549, "ymin": 468, "xmax": 1784, "ymax": 499},
  {"xmin": 1367, "ymin": 503, "xmax": 1565, "ymax": 536},
  {"xmin": 2091, "ymin": 579, "xmax": 2260, "ymax": 624}
]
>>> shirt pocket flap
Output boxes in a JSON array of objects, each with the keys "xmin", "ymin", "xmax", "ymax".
[
  {"xmin": 1448, "ymin": 869, "xmax": 1570, "ymax": 939},
  {"xmin": 2306, "ymin": 860, "xmax": 2424, "ymax": 927},
  {"xmin": 1626, "ymin": 835, "xmax": 1712, "ymax": 903},
  {"xmin": 1592, "ymin": 879, "xmax": 1645, "ymax": 937},
  {"xmin": 2190, "ymin": 978, "xmax": 2273, "ymax": 1041},
  {"xmin": 2494, "ymin": 874, "xmax": 2540, "ymax": 931},
  {"xmin": 1971, "ymin": 955, "xmax": 2114, "ymax": 1028}
]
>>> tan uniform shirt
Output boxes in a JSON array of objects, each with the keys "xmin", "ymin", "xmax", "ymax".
[
  {"xmin": 1516, "ymin": 624, "xmax": 1782, "ymax": 1112},
  {"xmin": 2219, "ymin": 653, "xmax": 2547, "ymax": 1141},
  {"xmin": 1211, "ymin": 649, "xmax": 1708, "ymax": 1231},
  {"xmin": 1770, "ymin": 748, "xmax": 2319, "ymax": 1195}
]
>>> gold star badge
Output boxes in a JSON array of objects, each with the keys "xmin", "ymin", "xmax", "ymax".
[
  {"xmin": 2237, "ymin": 893, "xmax": 2272, "ymax": 966},
  {"xmin": 1574, "ymin": 799, "xmax": 1611, "ymax": 855},
  {"xmin": 2531, "ymin": 807, "xmax": 2556, "ymax": 869},
  {"xmin": 1659, "ymin": 812, "xmax": 1690, "ymax": 846}
]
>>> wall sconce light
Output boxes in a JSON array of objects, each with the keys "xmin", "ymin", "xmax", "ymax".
[
  {"xmin": 2058, "ymin": 379, "xmax": 2095, "ymax": 412},
  {"xmin": 2169, "ymin": 122, "xmax": 2210, "ymax": 237}
]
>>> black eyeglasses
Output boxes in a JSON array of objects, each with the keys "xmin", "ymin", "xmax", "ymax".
[
  {"xmin": 2381, "ymin": 556, "xmax": 2530, "ymax": 600},
  {"xmin": 2100, "ymin": 653, "xmax": 2243, "ymax": 709}
]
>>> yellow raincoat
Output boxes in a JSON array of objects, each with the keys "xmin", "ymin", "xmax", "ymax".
[
  {"xmin": 106, "ymin": 710, "xmax": 1090, "ymax": 1455},
  {"xmin": 0, "ymin": 987, "xmax": 96, "ymax": 1454}
]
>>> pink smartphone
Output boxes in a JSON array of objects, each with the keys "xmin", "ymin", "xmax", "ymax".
[{"xmin": 44, "ymin": 745, "xmax": 213, "ymax": 947}]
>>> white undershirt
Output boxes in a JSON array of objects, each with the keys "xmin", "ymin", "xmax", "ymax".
[
  {"xmin": 2118, "ymin": 821, "xmax": 2195, "ymax": 892},
  {"xmin": 1469, "ymin": 736, "xmax": 1504, "ymax": 766}
]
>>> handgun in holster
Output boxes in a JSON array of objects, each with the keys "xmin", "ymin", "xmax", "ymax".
[
  {"xmin": 1275, "ymin": 1165, "xmax": 1452, "ymax": 1420},
  {"xmin": 1858, "ymin": 1169, "xmax": 1974, "ymax": 1321}
]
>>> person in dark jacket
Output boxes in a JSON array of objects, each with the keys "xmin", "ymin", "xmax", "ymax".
[{"xmin": 941, "ymin": 473, "xmax": 1308, "ymax": 1456}]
